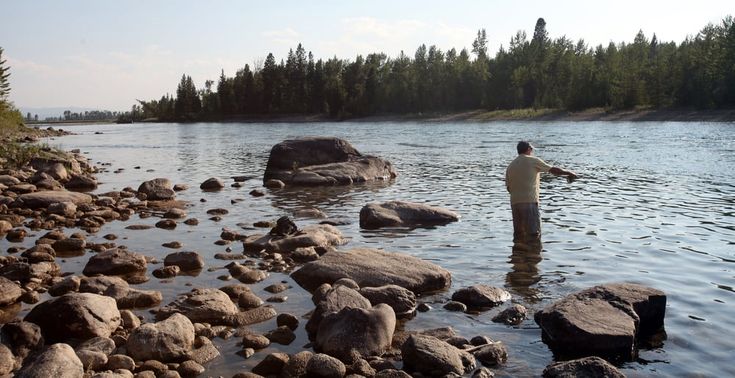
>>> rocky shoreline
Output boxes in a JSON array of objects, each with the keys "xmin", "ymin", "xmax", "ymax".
[{"xmin": 0, "ymin": 135, "xmax": 666, "ymax": 377}]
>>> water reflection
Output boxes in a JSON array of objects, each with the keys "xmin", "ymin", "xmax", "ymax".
[{"xmin": 506, "ymin": 240, "xmax": 543, "ymax": 303}]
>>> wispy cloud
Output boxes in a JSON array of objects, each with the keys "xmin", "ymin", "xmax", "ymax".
[{"xmin": 262, "ymin": 27, "xmax": 301, "ymax": 46}]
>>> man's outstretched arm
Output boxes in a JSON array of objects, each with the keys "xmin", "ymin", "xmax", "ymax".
[{"xmin": 549, "ymin": 167, "xmax": 578, "ymax": 180}]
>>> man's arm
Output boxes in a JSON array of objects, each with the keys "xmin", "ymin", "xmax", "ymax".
[{"xmin": 549, "ymin": 166, "xmax": 578, "ymax": 181}]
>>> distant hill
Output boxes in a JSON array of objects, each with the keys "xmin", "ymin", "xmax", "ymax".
[{"xmin": 19, "ymin": 106, "xmax": 123, "ymax": 119}]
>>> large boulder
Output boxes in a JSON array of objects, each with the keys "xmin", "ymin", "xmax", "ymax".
[
  {"xmin": 137, "ymin": 178, "xmax": 175, "ymax": 201},
  {"xmin": 163, "ymin": 251, "xmax": 205, "ymax": 271},
  {"xmin": 0, "ymin": 276, "xmax": 23, "ymax": 306},
  {"xmin": 534, "ymin": 283, "xmax": 666, "ymax": 360},
  {"xmin": 401, "ymin": 334, "xmax": 469, "ymax": 376},
  {"xmin": 82, "ymin": 248, "xmax": 147, "ymax": 280},
  {"xmin": 451, "ymin": 285, "xmax": 511, "ymax": 309},
  {"xmin": 126, "ymin": 313, "xmax": 195, "ymax": 362},
  {"xmin": 305, "ymin": 285, "xmax": 372, "ymax": 338},
  {"xmin": 263, "ymin": 137, "xmax": 397, "ymax": 186},
  {"xmin": 542, "ymin": 356, "xmax": 625, "ymax": 378},
  {"xmin": 315, "ymin": 304, "xmax": 396, "ymax": 361},
  {"xmin": 291, "ymin": 248, "xmax": 451, "ymax": 294},
  {"xmin": 14, "ymin": 343, "xmax": 83, "ymax": 378},
  {"xmin": 359, "ymin": 285, "xmax": 417, "ymax": 316},
  {"xmin": 244, "ymin": 224, "xmax": 346, "ymax": 253},
  {"xmin": 17, "ymin": 191, "xmax": 92, "ymax": 209},
  {"xmin": 78, "ymin": 276, "xmax": 161, "ymax": 308},
  {"xmin": 359, "ymin": 201, "xmax": 459, "ymax": 229},
  {"xmin": 0, "ymin": 321, "xmax": 45, "ymax": 360},
  {"xmin": 25, "ymin": 293, "xmax": 121, "ymax": 342},
  {"xmin": 156, "ymin": 288, "xmax": 239, "ymax": 324}
]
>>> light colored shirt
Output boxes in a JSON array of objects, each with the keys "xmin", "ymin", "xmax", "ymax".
[{"xmin": 505, "ymin": 154, "xmax": 552, "ymax": 205}]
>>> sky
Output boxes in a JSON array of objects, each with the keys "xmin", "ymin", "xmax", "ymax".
[{"xmin": 1, "ymin": 0, "xmax": 732, "ymax": 114}]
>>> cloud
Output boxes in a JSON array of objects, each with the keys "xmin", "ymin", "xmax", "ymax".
[
  {"xmin": 262, "ymin": 27, "xmax": 301, "ymax": 46},
  {"xmin": 342, "ymin": 17, "xmax": 425, "ymax": 39}
]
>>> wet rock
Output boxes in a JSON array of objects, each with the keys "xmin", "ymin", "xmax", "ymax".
[
  {"xmin": 492, "ymin": 304, "xmax": 527, "ymax": 325},
  {"xmin": 48, "ymin": 201, "xmax": 77, "ymax": 217},
  {"xmin": 294, "ymin": 208, "xmax": 327, "ymax": 218},
  {"xmin": 0, "ymin": 321, "xmax": 44, "ymax": 359},
  {"xmin": 276, "ymin": 313, "xmax": 299, "ymax": 330},
  {"xmin": 306, "ymin": 353, "xmax": 346, "ymax": 378},
  {"xmin": 127, "ymin": 313, "xmax": 195, "ymax": 362},
  {"xmin": 473, "ymin": 342, "xmax": 508, "ymax": 367},
  {"xmin": 264, "ymin": 326, "xmax": 296, "ymax": 345},
  {"xmin": 242, "ymin": 333, "xmax": 271, "ymax": 349},
  {"xmin": 163, "ymin": 251, "xmax": 204, "ymax": 271},
  {"xmin": 451, "ymin": 285, "xmax": 511, "ymax": 309},
  {"xmin": 227, "ymin": 262, "xmax": 268, "ymax": 284},
  {"xmin": 249, "ymin": 189, "xmax": 265, "ymax": 197},
  {"xmin": 52, "ymin": 238, "xmax": 86, "ymax": 255},
  {"xmin": 65, "ymin": 175, "xmax": 98, "ymax": 191},
  {"xmin": 0, "ymin": 261, "xmax": 60, "ymax": 283},
  {"xmin": 17, "ymin": 191, "xmax": 92, "ymax": 209},
  {"xmin": 6, "ymin": 228, "xmax": 27, "ymax": 242},
  {"xmin": 156, "ymin": 288, "xmax": 239, "ymax": 324},
  {"xmin": 183, "ymin": 218, "xmax": 198, "ymax": 226},
  {"xmin": 156, "ymin": 219, "xmax": 177, "ymax": 230},
  {"xmin": 534, "ymin": 283, "xmax": 666, "ymax": 360},
  {"xmin": 263, "ymin": 179, "xmax": 285, "ymax": 189},
  {"xmin": 471, "ymin": 367, "xmax": 496, "ymax": 378},
  {"xmin": 106, "ymin": 354, "xmax": 136, "ymax": 371},
  {"xmin": 14, "ymin": 343, "xmax": 83, "ymax": 378},
  {"xmin": 252, "ymin": 352, "xmax": 289, "ymax": 376},
  {"xmin": 401, "ymin": 334, "xmax": 468, "ymax": 376},
  {"xmin": 138, "ymin": 178, "xmax": 175, "ymax": 201},
  {"xmin": 281, "ymin": 350, "xmax": 312, "ymax": 377},
  {"xmin": 76, "ymin": 349, "xmax": 108, "ymax": 370},
  {"xmin": 244, "ymin": 224, "xmax": 345, "ymax": 254},
  {"xmin": 359, "ymin": 285, "xmax": 417, "ymax": 317},
  {"xmin": 444, "ymin": 301, "xmax": 468, "ymax": 312},
  {"xmin": 153, "ymin": 266, "xmax": 180, "ymax": 279},
  {"xmin": 542, "ymin": 356, "xmax": 625, "ymax": 378},
  {"xmin": 238, "ymin": 292, "xmax": 265, "ymax": 309},
  {"xmin": 263, "ymin": 137, "xmax": 397, "ymax": 186},
  {"xmin": 470, "ymin": 336, "xmax": 493, "ymax": 346},
  {"xmin": 48, "ymin": 275, "xmax": 81, "ymax": 296},
  {"xmin": 291, "ymin": 247, "xmax": 452, "ymax": 294},
  {"xmin": 83, "ymin": 248, "xmax": 148, "ymax": 280},
  {"xmin": 120, "ymin": 310, "xmax": 141, "ymax": 329},
  {"xmin": 25, "ymin": 293, "xmax": 121, "ymax": 342},
  {"xmin": 125, "ymin": 224, "xmax": 152, "ymax": 230},
  {"xmin": 163, "ymin": 208, "xmax": 186, "ymax": 219},
  {"xmin": 264, "ymin": 283, "xmax": 290, "ymax": 293},
  {"xmin": 177, "ymin": 360, "xmax": 205, "ymax": 377},
  {"xmin": 359, "ymin": 201, "xmax": 459, "ymax": 229},
  {"xmin": 306, "ymin": 285, "xmax": 372, "ymax": 338},
  {"xmin": 172, "ymin": 184, "xmax": 189, "ymax": 192},
  {"xmin": 78, "ymin": 276, "xmax": 161, "ymax": 309},
  {"xmin": 200, "ymin": 177, "xmax": 224, "ymax": 191},
  {"xmin": 316, "ymin": 304, "xmax": 396, "ymax": 361},
  {"xmin": 162, "ymin": 241, "xmax": 183, "ymax": 249},
  {"xmin": 0, "ymin": 276, "xmax": 23, "ymax": 306}
]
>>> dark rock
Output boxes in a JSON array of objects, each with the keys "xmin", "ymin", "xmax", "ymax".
[
  {"xmin": 156, "ymin": 219, "xmax": 177, "ymax": 229},
  {"xmin": 76, "ymin": 349, "xmax": 108, "ymax": 370},
  {"xmin": 401, "ymin": 334, "xmax": 467, "ymax": 376},
  {"xmin": 126, "ymin": 313, "xmax": 195, "ymax": 362},
  {"xmin": 306, "ymin": 285, "xmax": 372, "ymax": 338},
  {"xmin": 291, "ymin": 247, "xmax": 451, "ymax": 294},
  {"xmin": 359, "ymin": 201, "xmax": 459, "ymax": 229},
  {"xmin": 153, "ymin": 266, "xmax": 180, "ymax": 279},
  {"xmin": 252, "ymin": 352, "xmax": 289, "ymax": 376},
  {"xmin": 316, "ymin": 304, "xmax": 396, "ymax": 361},
  {"xmin": 106, "ymin": 354, "xmax": 136, "ymax": 371},
  {"xmin": 263, "ymin": 326, "xmax": 296, "ymax": 345},
  {"xmin": 451, "ymin": 285, "xmax": 511, "ymax": 309},
  {"xmin": 163, "ymin": 208, "xmax": 186, "ymax": 219},
  {"xmin": 492, "ymin": 304, "xmax": 527, "ymax": 325},
  {"xmin": 14, "ymin": 343, "xmax": 83, "ymax": 378},
  {"xmin": 0, "ymin": 321, "xmax": 44, "ymax": 359},
  {"xmin": 0, "ymin": 276, "xmax": 23, "ymax": 306},
  {"xmin": 276, "ymin": 313, "xmax": 299, "ymax": 330},
  {"xmin": 543, "ymin": 356, "xmax": 625, "ymax": 378},
  {"xmin": 163, "ymin": 251, "xmax": 204, "ymax": 271},
  {"xmin": 473, "ymin": 342, "xmax": 508, "ymax": 367},
  {"xmin": 306, "ymin": 353, "xmax": 346, "ymax": 378},
  {"xmin": 245, "ymin": 224, "xmax": 345, "ymax": 254},
  {"xmin": 138, "ymin": 178, "xmax": 175, "ymax": 201},
  {"xmin": 359, "ymin": 285, "xmax": 417, "ymax": 316},
  {"xmin": 263, "ymin": 137, "xmax": 397, "ymax": 186},
  {"xmin": 25, "ymin": 293, "xmax": 121, "ymax": 342},
  {"xmin": 471, "ymin": 367, "xmax": 496, "ymax": 378},
  {"xmin": 443, "ymin": 301, "xmax": 468, "ymax": 312},
  {"xmin": 52, "ymin": 238, "xmax": 86, "ymax": 256},
  {"xmin": 65, "ymin": 175, "xmax": 98, "ymax": 191},
  {"xmin": 156, "ymin": 288, "xmax": 239, "ymax": 325},
  {"xmin": 470, "ymin": 336, "xmax": 493, "ymax": 346},
  {"xmin": 48, "ymin": 275, "xmax": 81, "ymax": 296},
  {"xmin": 264, "ymin": 179, "xmax": 285, "ymax": 189},
  {"xmin": 177, "ymin": 360, "xmax": 205, "ymax": 377},
  {"xmin": 183, "ymin": 218, "xmax": 199, "ymax": 226},
  {"xmin": 162, "ymin": 241, "xmax": 183, "ymax": 249},
  {"xmin": 173, "ymin": 183, "xmax": 189, "ymax": 192},
  {"xmin": 281, "ymin": 350, "xmax": 312, "ymax": 377},
  {"xmin": 249, "ymin": 189, "xmax": 265, "ymax": 197},
  {"xmin": 6, "ymin": 228, "xmax": 27, "ymax": 242},
  {"xmin": 242, "ymin": 333, "xmax": 270, "ymax": 349},
  {"xmin": 374, "ymin": 369, "xmax": 412, "ymax": 378},
  {"xmin": 200, "ymin": 177, "xmax": 224, "ymax": 191},
  {"xmin": 0, "ymin": 343, "xmax": 14, "ymax": 375},
  {"xmin": 83, "ymin": 248, "xmax": 147, "ymax": 280}
]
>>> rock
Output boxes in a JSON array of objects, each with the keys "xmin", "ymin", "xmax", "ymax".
[
  {"xmin": 83, "ymin": 248, "xmax": 148, "ymax": 280},
  {"xmin": 65, "ymin": 175, "xmax": 98, "ymax": 191},
  {"xmin": 163, "ymin": 208, "xmax": 187, "ymax": 219},
  {"xmin": 401, "ymin": 334, "xmax": 469, "ymax": 376},
  {"xmin": 162, "ymin": 241, "xmax": 183, "ymax": 249},
  {"xmin": 18, "ymin": 190, "xmax": 92, "ymax": 208},
  {"xmin": 25, "ymin": 293, "xmax": 121, "ymax": 342},
  {"xmin": 156, "ymin": 288, "xmax": 239, "ymax": 325},
  {"xmin": 263, "ymin": 326, "xmax": 296, "ymax": 345},
  {"xmin": 177, "ymin": 360, "xmax": 205, "ymax": 377},
  {"xmin": 471, "ymin": 367, "xmax": 496, "ymax": 378},
  {"xmin": 306, "ymin": 285, "xmax": 372, "ymax": 338},
  {"xmin": 264, "ymin": 283, "xmax": 290, "ymax": 293},
  {"xmin": 127, "ymin": 313, "xmax": 195, "ymax": 362},
  {"xmin": 492, "ymin": 304, "xmax": 527, "ymax": 325},
  {"xmin": 238, "ymin": 292, "xmax": 265, "ymax": 309},
  {"xmin": 470, "ymin": 336, "xmax": 493, "ymax": 346},
  {"xmin": 359, "ymin": 285, "xmax": 417, "ymax": 316},
  {"xmin": 0, "ymin": 343, "xmax": 14, "ymax": 375},
  {"xmin": 294, "ymin": 208, "xmax": 327, "ymax": 218},
  {"xmin": 227, "ymin": 263, "xmax": 268, "ymax": 284},
  {"xmin": 153, "ymin": 266, "xmax": 180, "ymax": 279},
  {"xmin": 138, "ymin": 178, "xmax": 175, "ymax": 201},
  {"xmin": 306, "ymin": 353, "xmax": 346, "ymax": 378},
  {"xmin": 156, "ymin": 219, "xmax": 177, "ymax": 229},
  {"xmin": 0, "ymin": 220, "xmax": 12, "ymax": 234},
  {"xmin": 106, "ymin": 354, "xmax": 136, "ymax": 371},
  {"xmin": 374, "ymin": 369, "xmax": 412, "ymax": 378},
  {"xmin": 542, "ymin": 356, "xmax": 625, "ymax": 378},
  {"xmin": 9, "ymin": 183, "xmax": 36, "ymax": 194},
  {"xmin": 281, "ymin": 350, "xmax": 312, "ymax": 377},
  {"xmin": 14, "ymin": 343, "xmax": 83, "ymax": 378},
  {"xmin": 276, "ymin": 313, "xmax": 299, "ymax": 330},
  {"xmin": 6, "ymin": 228, "xmax": 27, "ymax": 242},
  {"xmin": 252, "ymin": 352, "xmax": 289, "ymax": 376},
  {"xmin": 120, "ymin": 310, "xmax": 141, "ymax": 329},
  {"xmin": 0, "ymin": 175, "xmax": 21, "ymax": 186},
  {"xmin": 188, "ymin": 336, "xmax": 220, "ymax": 365},
  {"xmin": 242, "ymin": 333, "xmax": 271, "ymax": 349},
  {"xmin": 0, "ymin": 276, "xmax": 23, "ymax": 306},
  {"xmin": 244, "ymin": 224, "xmax": 345, "ymax": 254},
  {"xmin": 199, "ymin": 177, "xmax": 224, "ymax": 191},
  {"xmin": 76, "ymin": 349, "xmax": 108, "ymax": 370},
  {"xmin": 183, "ymin": 218, "xmax": 198, "ymax": 226},
  {"xmin": 443, "ymin": 301, "xmax": 468, "ymax": 312},
  {"xmin": 52, "ymin": 238, "xmax": 86, "ymax": 256},
  {"xmin": 291, "ymin": 248, "xmax": 452, "ymax": 294},
  {"xmin": 473, "ymin": 342, "xmax": 508, "ymax": 367},
  {"xmin": 48, "ymin": 275, "xmax": 81, "ymax": 296},
  {"xmin": 48, "ymin": 202, "xmax": 77, "ymax": 217},
  {"xmin": 451, "ymin": 285, "xmax": 511, "ymax": 309},
  {"xmin": 359, "ymin": 201, "xmax": 459, "ymax": 229},
  {"xmin": 291, "ymin": 246, "xmax": 320, "ymax": 262},
  {"xmin": 172, "ymin": 184, "xmax": 189, "ymax": 192},
  {"xmin": 0, "ymin": 321, "xmax": 44, "ymax": 359},
  {"xmin": 163, "ymin": 252, "xmax": 204, "ymax": 271},
  {"xmin": 534, "ymin": 283, "xmax": 666, "ymax": 359},
  {"xmin": 263, "ymin": 179, "xmax": 285, "ymax": 189},
  {"xmin": 316, "ymin": 304, "xmax": 396, "ymax": 361},
  {"xmin": 263, "ymin": 137, "xmax": 397, "ymax": 186},
  {"xmin": 76, "ymin": 336, "xmax": 116, "ymax": 355}
]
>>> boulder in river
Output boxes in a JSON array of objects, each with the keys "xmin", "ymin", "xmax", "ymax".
[
  {"xmin": 126, "ymin": 313, "xmax": 195, "ymax": 362},
  {"xmin": 17, "ymin": 191, "xmax": 92, "ymax": 209},
  {"xmin": 200, "ymin": 177, "xmax": 225, "ymax": 191},
  {"xmin": 263, "ymin": 137, "xmax": 397, "ymax": 186},
  {"xmin": 305, "ymin": 284, "xmax": 372, "ymax": 338},
  {"xmin": 534, "ymin": 283, "xmax": 666, "ymax": 360},
  {"xmin": 401, "ymin": 334, "xmax": 472, "ymax": 376},
  {"xmin": 451, "ymin": 285, "xmax": 511, "ymax": 309},
  {"xmin": 291, "ymin": 247, "xmax": 452, "ymax": 294},
  {"xmin": 359, "ymin": 201, "xmax": 459, "ymax": 229},
  {"xmin": 137, "ymin": 178, "xmax": 175, "ymax": 201},
  {"xmin": 82, "ymin": 248, "xmax": 148, "ymax": 281},
  {"xmin": 163, "ymin": 251, "xmax": 204, "ymax": 271},
  {"xmin": 244, "ymin": 224, "xmax": 346, "ymax": 253},
  {"xmin": 359, "ymin": 284, "xmax": 417, "ymax": 317},
  {"xmin": 315, "ymin": 304, "xmax": 396, "ymax": 361},
  {"xmin": 25, "ymin": 293, "xmax": 121, "ymax": 342},
  {"xmin": 543, "ymin": 356, "xmax": 625, "ymax": 378}
]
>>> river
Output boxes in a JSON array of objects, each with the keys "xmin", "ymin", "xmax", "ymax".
[{"xmin": 14, "ymin": 120, "xmax": 735, "ymax": 376}]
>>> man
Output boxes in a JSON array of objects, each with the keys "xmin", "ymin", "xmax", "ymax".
[{"xmin": 506, "ymin": 141, "xmax": 577, "ymax": 245}]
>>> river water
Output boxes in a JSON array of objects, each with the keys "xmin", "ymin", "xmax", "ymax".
[{"xmin": 10, "ymin": 121, "xmax": 735, "ymax": 376}]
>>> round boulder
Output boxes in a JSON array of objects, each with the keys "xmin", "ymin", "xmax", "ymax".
[
  {"xmin": 315, "ymin": 304, "xmax": 396, "ymax": 361},
  {"xmin": 451, "ymin": 285, "xmax": 511, "ymax": 309},
  {"xmin": 137, "ymin": 178, "xmax": 175, "ymax": 201},
  {"xmin": 14, "ymin": 343, "xmax": 83, "ymax": 378},
  {"xmin": 25, "ymin": 293, "xmax": 121, "ymax": 342},
  {"xmin": 163, "ymin": 251, "xmax": 204, "ymax": 271},
  {"xmin": 200, "ymin": 177, "xmax": 224, "ymax": 191},
  {"xmin": 127, "ymin": 313, "xmax": 195, "ymax": 362}
]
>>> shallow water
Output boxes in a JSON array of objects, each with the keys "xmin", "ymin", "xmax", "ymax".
[{"xmin": 5, "ymin": 120, "xmax": 735, "ymax": 377}]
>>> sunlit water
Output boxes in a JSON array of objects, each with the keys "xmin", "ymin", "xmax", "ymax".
[{"xmin": 5, "ymin": 121, "xmax": 735, "ymax": 377}]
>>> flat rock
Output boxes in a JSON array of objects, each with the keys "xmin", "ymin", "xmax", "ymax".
[
  {"xmin": 0, "ymin": 276, "xmax": 23, "ymax": 306},
  {"xmin": 14, "ymin": 343, "xmax": 83, "ymax": 378},
  {"xmin": 244, "ymin": 224, "xmax": 346, "ymax": 253},
  {"xmin": 83, "ymin": 248, "xmax": 148, "ymax": 281},
  {"xmin": 291, "ymin": 248, "xmax": 452, "ymax": 294},
  {"xmin": 451, "ymin": 285, "xmax": 511, "ymax": 309},
  {"xmin": 127, "ymin": 313, "xmax": 195, "ymax": 362},
  {"xmin": 542, "ymin": 356, "xmax": 625, "ymax": 378},
  {"xmin": 534, "ymin": 283, "xmax": 666, "ymax": 360},
  {"xmin": 263, "ymin": 137, "xmax": 397, "ymax": 186},
  {"xmin": 359, "ymin": 285, "xmax": 417, "ymax": 316},
  {"xmin": 316, "ymin": 304, "xmax": 396, "ymax": 361},
  {"xmin": 18, "ymin": 191, "xmax": 92, "ymax": 208},
  {"xmin": 25, "ymin": 293, "xmax": 121, "ymax": 342},
  {"xmin": 401, "ymin": 334, "xmax": 467, "ymax": 376},
  {"xmin": 359, "ymin": 201, "xmax": 459, "ymax": 229},
  {"xmin": 163, "ymin": 251, "xmax": 204, "ymax": 271},
  {"xmin": 156, "ymin": 288, "xmax": 239, "ymax": 324}
]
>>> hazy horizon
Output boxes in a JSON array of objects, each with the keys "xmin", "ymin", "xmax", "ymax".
[{"xmin": 2, "ymin": 0, "xmax": 732, "ymax": 112}]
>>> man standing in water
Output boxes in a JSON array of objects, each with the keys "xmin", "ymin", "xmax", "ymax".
[{"xmin": 506, "ymin": 141, "xmax": 577, "ymax": 246}]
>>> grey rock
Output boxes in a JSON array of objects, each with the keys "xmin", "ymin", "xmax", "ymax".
[
  {"xmin": 106, "ymin": 354, "xmax": 136, "ymax": 371},
  {"xmin": 401, "ymin": 334, "xmax": 467, "ymax": 376},
  {"xmin": 156, "ymin": 288, "xmax": 239, "ymax": 325},
  {"xmin": 252, "ymin": 352, "xmax": 289, "ymax": 376},
  {"xmin": 280, "ymin": 350, "xmax": 312, "ymax": 378},
  {"xmin": 15, "ymin": 343, "xmax": 83, "ymax": 378},
  {"xmin": 492, "ymin": 304, "xmax": 527, "ymax": 325},
  {"xmin": 359, "ymin": 285, "xmax": 417, "ymax": 316},
  {"xmin": 163, "ymin": 251, "xmax": 204, "ymax": 271},
  {"xmin": 137, "ymin": 178, "xmax": 175, "ymax": 201},
  {"xmin": 82, "ymin": 248, "xmax": 147, "ymax": 280},
  {"xmin": 451, "ymin": 285, "xmax": 511, "ymax": 309},
  {"xmin": 359, "ymin": 201, "xmax": 459, "ymax": 229},
  {"xmin": 263, "ymin": 326, "xmax": 296, "ymax": 345},
  {"xmin": 315, "ymin": 304, "xmax": 396, "ymax": 361},
  {"xmin": 305, "ymin": 285, "xmax": 372, "ymax": 338},
  {"xmin": 18, "ymin": 191, "xmax": 92, "ymax": 208},
  {"xmin": 126, "ymin": 313, "xmax": 195, "ymax": 362},
  {"xmin": 243, "ymin": 224, "xmax": 346, "ymax": 254},
  {"xmin": 0, "ymin": 321, "xmax": 44, "ymax": 359},
  {"xmin": 306, "ymin": 353, "xmax": 346, "ymax": 378},
  {"xmin": 473, "ymin": 342, "xmax": 508, "ymax": 367},
  {"xmin": 542, "ymin": 356, "xmax": 625, "ymax": 378}
]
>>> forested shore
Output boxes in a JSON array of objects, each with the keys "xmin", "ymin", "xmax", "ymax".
[{"xmin": 133, "ymin": 17, "xmax": 735, "ymax": 122}]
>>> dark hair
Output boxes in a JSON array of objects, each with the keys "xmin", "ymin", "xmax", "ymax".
[{"xmin": 516, "ymin": 141, "xmax": 533, "ymax": 154}]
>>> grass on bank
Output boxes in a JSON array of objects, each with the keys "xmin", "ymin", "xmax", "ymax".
[{"xmin": 0, "ymin": 103, "xmax": 67, "ymax": 169}]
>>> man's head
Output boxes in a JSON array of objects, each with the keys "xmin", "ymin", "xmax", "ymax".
[{"xmin": 517, "ymin": 141, "xmax": 534, "ymax": 155}]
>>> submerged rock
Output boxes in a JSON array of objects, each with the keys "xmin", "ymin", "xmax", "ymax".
[
  {"xmin": 291, "ymin": 247, "xmax": 452, "ymax": 294},
  {"xmin": 263, "ymin": 137, "xmax": 397, "ymax": 186},
  {"xmin": 359, "ymin": 201, "xmax": 459, "ymax": 229}
]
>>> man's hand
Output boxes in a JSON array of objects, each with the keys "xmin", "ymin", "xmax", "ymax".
[{"xmin": 567, "ymin": 172, "xmax": 578, "ymax": 183}]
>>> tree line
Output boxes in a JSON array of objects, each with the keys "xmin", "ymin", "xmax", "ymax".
[{"xmin": 137, "ymin": 17, "xmax": 735, "ymax": 121}]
